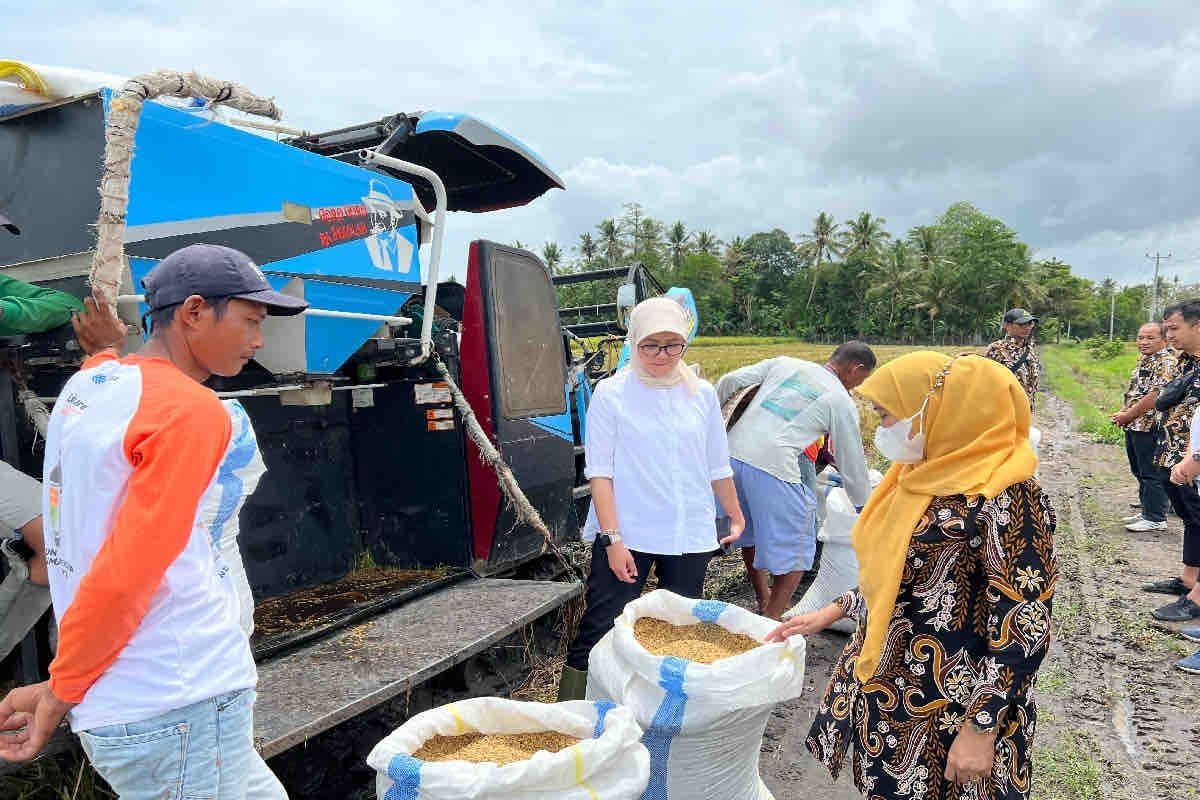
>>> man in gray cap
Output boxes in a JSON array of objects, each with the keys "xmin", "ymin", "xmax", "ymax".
[
  {"xmin": 986, "ymin": 308, "xmax": 1043, "ymax": 410},
  {"xmin": 0, "ymin": 244, "xmax": 305, "ymax": 798}
]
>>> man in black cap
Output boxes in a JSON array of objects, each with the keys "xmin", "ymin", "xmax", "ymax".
[
  {"xmin": 0, "ymin": 244, "xmax": 305, "ymax": 797},
  {"xmin": 985, "ymin": 308, "xmax": 1043, "ymax": 410}
]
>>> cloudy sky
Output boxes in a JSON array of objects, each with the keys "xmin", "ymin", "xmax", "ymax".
[{"xmin": 10, "ymin": 0, "xmax": 1200, "ymax": 285}]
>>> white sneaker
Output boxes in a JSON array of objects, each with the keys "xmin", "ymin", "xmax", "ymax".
[
  {"xmin": 1121, "ymin": 514, "xmax": 1144, "ymax": 523},
  {"xmin": 1127, "ymin": 518, "xmax": 1168, "ymax": 532}
]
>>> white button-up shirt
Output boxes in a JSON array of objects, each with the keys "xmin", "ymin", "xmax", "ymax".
[{"xmin": 582, "ymin": 369, "xmax": 734, "ymax": 555}]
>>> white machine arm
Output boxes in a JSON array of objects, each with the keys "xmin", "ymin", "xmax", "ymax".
[{"xmin": 356, "ymin": 149, "xmax": 447, "ymax": 364}]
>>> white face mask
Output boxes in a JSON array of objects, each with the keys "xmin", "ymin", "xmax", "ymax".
[{"xmin": 873, "ymin": 399, "xmax": 929, "ymax": 464}]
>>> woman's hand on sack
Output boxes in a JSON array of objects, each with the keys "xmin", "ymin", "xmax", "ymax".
[
  {"xmin": 944, "ymin": 723, "xmax": 996, "ymax": 785},
  {"xmin": 607, "ymin": 543, "xmax": 639, "ymax": 583},
  {"xmin": 765, "ymin": 604, "xmax": 843, "ymax": 640},
  {"xmin": 719, "ymin": 513, "xmax": 746, "ymax": 546}
]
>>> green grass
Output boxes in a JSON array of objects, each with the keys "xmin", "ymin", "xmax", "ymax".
[
  {"xmin": 687, "ymin": 339, "xmax": 957, "ymax": 382},
  {"xmin": 1034, "ymin": 731, "xmax": 1118, "ymax": 800},
  {"xmin": 1040, "ymin": 344, "xmax": 1138, "ymax": 444}
]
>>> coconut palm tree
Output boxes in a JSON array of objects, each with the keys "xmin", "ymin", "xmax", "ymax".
[
  {"xmin": 576, "ymin": 232, "xmax": 598, "ymax": 266},
  {"xmin": 797, "ymin": 212, "xmax": 844, "ymax": 310},
  {"xmin": 912, "ymin": 262, "xmax": 956, "ymax": 341},
  {"xmin": 865, "ymin": 241, "xmax": 917, "ymax": 333},
  {"xmin": 694, "ymin": 230, "xmax": 722, "ymax": 256},
  {"xmin": 907, "ymin": 225, "xmax": 948, "ymax": 272},
  {"xmin": 541, "ymin": 241, "xmax": 563, "ymax": 275},
  {"xmin": 666, "ymin": 221, "xmax": 691, "ymax": 269},
  {"xmin": 637, "ymin": 218, "xmax": 664, "ymax": 259},
  {"xmin": 839, "ymin": 211, "xmax": 891, "ymax": 259},
  {"xmin": 597, "ymin": 219, "xmax": 623, "ymax": 266}
]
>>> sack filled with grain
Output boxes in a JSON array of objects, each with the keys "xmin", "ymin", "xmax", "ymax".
[
  {"xmin": 365, "ymin": 697, "xmax": 650, "ymax": 799},
  {"xmin": 785, "ymin": 479, "xmax": 860, "ymax": 634},
  {"xmin": 586, "ymin": 590, "xmax": 806, "ymax": 800}
]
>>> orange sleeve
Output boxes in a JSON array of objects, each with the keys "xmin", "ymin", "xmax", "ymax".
[{"xmin": 48, "ymin": 366, "xmax": 232, "ymax": 703}]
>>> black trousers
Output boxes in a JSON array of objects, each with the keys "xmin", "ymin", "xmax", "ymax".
[
  {"xmin": 1160, "ymin": 467, "xmax": 1200, "ymax": 567},
  {"xmin": 565, "ymin": 544, "xmax": 714, "ymax": 671},
  {"xmin": 1126, "ymin": 430, "xmax": 1169, "ymax": 522}
]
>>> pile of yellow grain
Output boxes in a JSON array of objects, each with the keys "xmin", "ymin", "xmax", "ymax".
[
  {"xmin": 633, "ymin": 617, "xmax": 759, "ymax": 664},
  {"xmin": 413, "ymin": 731, "xmax": 580, "ymax": 765}
]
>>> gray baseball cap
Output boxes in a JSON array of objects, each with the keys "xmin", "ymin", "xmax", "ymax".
[
  {"xmin": 1003, "ymin": 308, "xmax": 1038, "ymax": 325},
  {"xmin": 142, "ymin": 244, "xmax": 309, "ymax": 316}
]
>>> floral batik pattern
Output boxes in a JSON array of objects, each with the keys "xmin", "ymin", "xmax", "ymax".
[
  {"xmin": 807, "ymin": 480, "xmax": 1058, "ymax": 800},
  {"xmin": 984, "ymin": 337, "xmax": 1043, "ymax": 410},
  {"xmin": 1123, "ymin": 348, "xmax": 1177, "ymax": 433},
  {"xmin": 1154, "ymin": 350, "xmax": 1198, "ymax": 468}
]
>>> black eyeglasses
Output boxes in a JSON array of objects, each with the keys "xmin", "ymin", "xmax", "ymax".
[{"xmin": 638, "ymin": 342, "xmax": 687, "ymax": 357}]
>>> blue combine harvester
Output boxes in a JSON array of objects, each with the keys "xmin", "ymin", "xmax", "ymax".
[{"xmin": 0, "ymin": 78, "xmax": 693, "ymax": 784}]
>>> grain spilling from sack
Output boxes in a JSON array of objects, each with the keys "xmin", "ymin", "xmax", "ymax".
[
  {"xmin": 633, "ymin": 617, "xmax": 759, "ymax": 664},
  {"xmin": 413, "ymin": 731, "xmax": 581, "ymax": 765}
]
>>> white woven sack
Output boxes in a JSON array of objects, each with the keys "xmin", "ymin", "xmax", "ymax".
[
  {"xmin": 785, "ymin": 485, "xmax": 859, "ymax": 632},
  {"xmin": 586, "ymin": 590, "xmax": 806, "ymax": 800},
  {"xmin": 367, "ymin": 698, "xmax": 650, "ymax": 800}
]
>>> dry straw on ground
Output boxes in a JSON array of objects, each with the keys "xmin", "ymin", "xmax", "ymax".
[
  {"xmin": 413, "ymin": 731, "xmax": 581, "ymax": 765},
  {"xmin": 633, "ymin": 617, "xmax": 759, "ymax": 664}
]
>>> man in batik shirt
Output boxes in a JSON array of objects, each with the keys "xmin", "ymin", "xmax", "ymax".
[
  {"xmin": 985, "ymin": 308, "xmax": 1043, "ymax": 410},
  {"xmin": 1149, "ymin": 300, "xmax": 1200, "ymax": 633},
  {"xmin": 1113, "ymin": 322, "xmax": 1175, "ymax": 532}
]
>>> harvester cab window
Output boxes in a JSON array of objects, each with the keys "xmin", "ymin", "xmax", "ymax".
[{"xmin": 484, "ymin": 245, "xmax": 567, "ymax": 419}]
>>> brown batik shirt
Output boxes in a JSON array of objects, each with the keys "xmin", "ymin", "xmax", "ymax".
[
  {"xmin": 985, "ymin": 335, "xmax": 1043, "ymax": 410},
  {"xmin": 807, "ymin": 480, "xmax": 1058, "ymax": 800},
  {"xmin": 1124, "ymin": 348, "xmax": 1177, "ymax": 434},
  {"xmin": 1154, "ymin": 350, "xmax": 1198, "ymax": 468}
]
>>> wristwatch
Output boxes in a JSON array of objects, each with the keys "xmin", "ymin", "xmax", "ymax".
[
  {"xmin": 1192, "ymin": 452, "xmax": 1200, "ymax": 463},
  {"xmin": 596, "ymin": 530, "xmax": 623, "ymax": 548}
]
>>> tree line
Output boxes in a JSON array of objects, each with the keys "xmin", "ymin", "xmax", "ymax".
[{"xmin": 535, "ymin": 201, "xmax": 1184, "ymax": 344}]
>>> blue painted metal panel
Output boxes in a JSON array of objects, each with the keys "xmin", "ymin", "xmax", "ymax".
[{"xmin": 301, "ymin": 279, "xmax": 412, "ymax": 374}]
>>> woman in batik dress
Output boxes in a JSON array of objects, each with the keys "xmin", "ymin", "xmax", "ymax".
[{"xmin": 769, "ymin": 352, "xmax": 1058, "ymax": 800}]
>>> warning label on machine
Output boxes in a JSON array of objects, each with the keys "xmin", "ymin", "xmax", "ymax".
[{"xmin": 414, "ymin": 382, "xmax": 452, "ymax": 405}]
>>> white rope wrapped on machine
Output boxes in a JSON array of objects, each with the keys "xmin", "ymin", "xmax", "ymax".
[
  {"xmin": 88, "ymin": 70, "xmax": 282, "ymax": 310},
  {"xmin": 80, "ymin": 68, "xmax": 577, "ymax": 584}
]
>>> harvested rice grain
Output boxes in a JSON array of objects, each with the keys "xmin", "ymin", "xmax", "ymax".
[
  {"xmin": 413, "ymin": 731, "xmax": 581, "ymax": 765},
  {"xmin": 633, "ymin": 617, "xmax": 759, "ymax": 664}
]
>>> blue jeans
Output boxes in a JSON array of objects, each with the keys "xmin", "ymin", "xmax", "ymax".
[{"xmin": 78, "ymin": 688, "xmax": 286, "ymax": 800}]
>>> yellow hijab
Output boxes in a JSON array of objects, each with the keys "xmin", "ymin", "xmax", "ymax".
[{"xmin": 851, "ymin": 352, "xmax": 1037, "ymax": 683}]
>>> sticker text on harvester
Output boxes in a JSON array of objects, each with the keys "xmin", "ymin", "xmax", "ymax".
[
  {"xmin": 414, "ymin": 382, "xmax": 452, "ymax": 405},
  {"xmin": 426, "ymin": 408, "xmax": 454, "ymax": 420},
  {"xmin": 427, "ymin": 420, "xmax": 455, "ymax": 432}
]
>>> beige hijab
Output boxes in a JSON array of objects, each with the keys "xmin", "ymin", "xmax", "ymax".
[{"xmin": 625, "ymin": 296, "xmax": 699, "ymax": 395}]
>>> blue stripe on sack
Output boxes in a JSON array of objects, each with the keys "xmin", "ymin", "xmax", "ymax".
[
  {"xmin": 692, "ymin": 599, "xmax": 727, "ymax": 624},
  {"xmin": 641, "ymin": 657, "xmax": 688, "ymax": 800},
  {"xmin": 384, "ymin": 753, "xmax": 421, "ymax": 800},
  {"xmin": 593, "ymin": 699, "xmax": 617, "ymax": 738}
]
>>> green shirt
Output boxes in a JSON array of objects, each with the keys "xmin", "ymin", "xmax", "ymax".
[{"xmin": 0, "ymin": 273, "xmax": 84, "ymax": 337}]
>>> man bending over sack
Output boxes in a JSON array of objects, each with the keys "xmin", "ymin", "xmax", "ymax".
[{"xmin": 716, "ymin": 342, "xmax": 875, "ymax": 619}]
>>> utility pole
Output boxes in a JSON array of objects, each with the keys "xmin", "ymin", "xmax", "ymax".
[
  {"xmin": 1147, "ymin": 251, "xmax": 1172, "ymax": 320},
  {"xmin": 1110, "ymin": 288, "xmax": 1116, "ymax": 341}
]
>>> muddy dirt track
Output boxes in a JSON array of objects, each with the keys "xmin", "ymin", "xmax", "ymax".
[{"xmin": 748, "ymin": 393, "xmax": 1200, "ymax": 800}]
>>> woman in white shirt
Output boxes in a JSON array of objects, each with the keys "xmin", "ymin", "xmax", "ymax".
[{"xmin": 557, "ymin": 297, "xmax": 746, "ymax": 700}]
